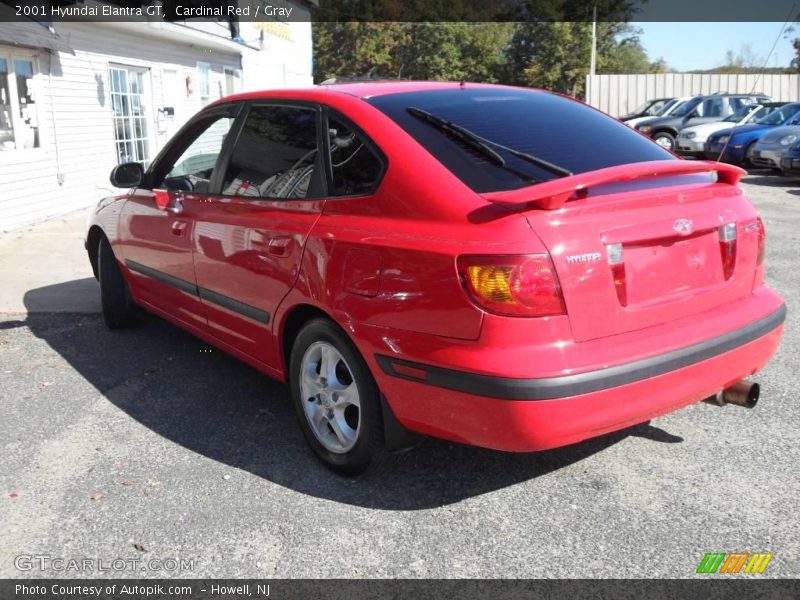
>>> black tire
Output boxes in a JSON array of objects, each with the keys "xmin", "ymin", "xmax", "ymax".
[
  {"xmin": 98, "ymin": 237, "xmax": 137, "ymax": 329},
  {"xmin": 744, "ymin": 142, "xmax": 757, "ymax": 167},
  {"xmin": 289, "ymin": 318, "xmax": 385, "ymax": 475},
  {"xmin": 652, "ymin": 131, "xmax": 675, "ymax": 150}
]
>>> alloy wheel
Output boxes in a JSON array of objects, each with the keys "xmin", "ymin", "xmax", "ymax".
[{"xmin": 299, "ymin": 341, "xmax": 361, "ymax": 454}]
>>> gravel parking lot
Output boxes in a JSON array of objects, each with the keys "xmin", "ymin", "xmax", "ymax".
[{"xmin": 0, "ymin": 174, "xmax": 797, "ymax": 579}]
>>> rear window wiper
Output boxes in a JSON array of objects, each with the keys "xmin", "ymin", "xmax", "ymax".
[{"xmin": 407, "ymin": 106, "xmax": 572, "ymax": 180}]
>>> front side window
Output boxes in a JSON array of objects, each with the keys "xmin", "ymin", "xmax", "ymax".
[
  {"xmin": 368, "ymin": 88, "xmax": 674, "ymax": 193},
  {"xmin": 221, "ymin": 105, "xmax": 319, "ymax": 200},
  {"xmin": 0, "ymin": 54, "xmax": 39, "ymax": 151},
  {"xmin": 327, "ymin": 115, "xmax": 383, "ymax": 196},
  {"xmin": 646, "ymin": 99, "xmax": 668, "ymax": 115},
  {"xmin": 672, "ymin": 97, "xmax": 702, "ymax": 118},
  {"xmin": 158, "ymin": 115, "xmax": 234, "ymax": 193}
]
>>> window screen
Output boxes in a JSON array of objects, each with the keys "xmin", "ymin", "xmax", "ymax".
[
  {"xmin": 368, "ymin": 88, "xmax": 675, "ymax": 193},
  {"xmin": 222, "ymin": 105, "xmax": 319, "ymax": 199},
  {"xmin": 327, "ymin": 115, "xmax": 383, "ymax": 196}
]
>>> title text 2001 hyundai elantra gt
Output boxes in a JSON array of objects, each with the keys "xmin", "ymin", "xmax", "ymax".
[{"xmin": 86, "ymin": 82, "xmax": 785, "ymax": 474}]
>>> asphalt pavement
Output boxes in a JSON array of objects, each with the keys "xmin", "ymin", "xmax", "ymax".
[{"xmin": 0, "ymin": 174, "xmax": 797, "ymax": 578}]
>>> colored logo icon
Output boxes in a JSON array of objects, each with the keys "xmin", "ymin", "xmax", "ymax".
[{"xmin": 696, "ymin": 552, "xmax": 773, "ymax": 574}]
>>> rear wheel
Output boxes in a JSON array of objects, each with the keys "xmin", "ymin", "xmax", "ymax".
[
  {"xmin": 652, "ymin": 131, "xmax": 675, "ymax": 150},
  {"xmin": 289, "ymin": 318, "xmax": 385, "ymax": 475},
  {"xmin": 98, "ymin": 237, "xmax": 137, "ymax": 329}
]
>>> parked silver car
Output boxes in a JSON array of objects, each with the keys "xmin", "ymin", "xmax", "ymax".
[
  {"xmin": 750, "ymin": 125, "xmax": 800, "ymax": 169},
  {"xmin": 675, "ymin": 103, "xmax": 779, "ymax": 157}
]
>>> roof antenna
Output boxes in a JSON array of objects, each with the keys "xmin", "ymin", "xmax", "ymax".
[{"xmin": 459, "ymin": 80, "xmax": 465, "ymax": 89}]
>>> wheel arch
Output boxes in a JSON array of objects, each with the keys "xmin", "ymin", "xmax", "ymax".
[
  {"xmin": 279, "ymin": 303, "xmax": 336, "ymax": 378},
  {"xmin": 653, "ymin": 127, "xmax": 678, "ymax": 138},
  {"xmin": 86, "ymin": 225, "xmax": 107, "ymax": 280},
  {"xmin": 277, "ymin": 301, "xmax": 421, "ymax": 452}
]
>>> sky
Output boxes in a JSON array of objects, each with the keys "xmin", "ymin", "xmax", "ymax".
[{"xmin": 635, "ymin": 22, "xmax": 797, "ymax": 71}]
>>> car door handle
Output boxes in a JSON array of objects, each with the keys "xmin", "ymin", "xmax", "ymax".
[
  {"xmin": 171, "ymin": 221, "xmax": 188, "ymax": 236},
  {"xmin": 267, "ymin": 236, "xmax": 292, "ymax": 257}
]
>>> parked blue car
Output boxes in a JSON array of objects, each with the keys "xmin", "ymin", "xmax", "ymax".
[{"xmin": 704, "ymin": 102, "xmax": 800, "ymax": 165}]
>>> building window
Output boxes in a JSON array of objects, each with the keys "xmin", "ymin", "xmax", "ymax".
[
  {"xmin": 223, "ymin": 67, "xmax": 241, "ymax": 97},
  {"xmin": 110, "ymin": 65, "xmax": 151, "ymax": 165},
  {"xmin": 197, "ymin": 62, "xmax": 211, "ymax": 105},
  {"xmin": 0, "ymin": 53, "xmax": 40, "ymax": 151}
]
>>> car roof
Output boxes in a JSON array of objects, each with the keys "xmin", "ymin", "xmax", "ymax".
[{"xmin": 222, "ymin": 81, "xmax": 504, "ymax": 103}]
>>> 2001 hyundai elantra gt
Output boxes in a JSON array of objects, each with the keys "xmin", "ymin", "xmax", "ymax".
[{"xmin": 86, "ymin": 81, "xmax": 785, "ymax": 474}]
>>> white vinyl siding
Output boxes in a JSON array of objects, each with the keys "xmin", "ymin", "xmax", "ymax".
[{"xmin": 0, "ymin": 22, "xmax": 240, "ymax": 232}]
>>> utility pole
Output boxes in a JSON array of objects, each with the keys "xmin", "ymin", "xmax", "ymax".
[{"xmin": 590, "ymin": 5, "xmax": 597, "ymax": 76}]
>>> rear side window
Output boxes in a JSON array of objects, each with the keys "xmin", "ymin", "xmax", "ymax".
[
  {"xmin": 327, "ymin": 115, "xmax": 383, "ymax": 196},
  {"xmin": 702, "ymin": 97, "xmax": 725, "ymax": 117},
  {"xmin": 222, "ymin": 105, "xmax": 319, "ymax": 199},
  {"xmin": 367, "ymin": 88, "xmax": 674, "ymax": 193}
]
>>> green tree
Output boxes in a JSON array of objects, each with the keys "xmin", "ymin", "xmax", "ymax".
[
  {"xmin": 312, "ymin": 23, "xmax": 406, "ymax": 82},
  {"xmin": 312, "ymin": 22, "xmax": 513, "ymax": 83},
  {"xmin": 505, "ymin": 22, "xmax": 667, "ymax": 97},
  {"xmin": 505, "ymin": 22, "xmax": 591, "ymax": 96}
]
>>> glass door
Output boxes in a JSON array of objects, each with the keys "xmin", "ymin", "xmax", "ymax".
[{"xmin": 110, "ymin": 65, "xmax": 152, "ymax": 165}]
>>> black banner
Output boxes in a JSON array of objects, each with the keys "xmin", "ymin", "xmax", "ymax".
[
  {"xmin": 3, "ymin": 580, "xmax": 800, "ymax": 600},
  {"xmin": 1, "ymin": 0, "xmax": 800, "ymax": 22}
]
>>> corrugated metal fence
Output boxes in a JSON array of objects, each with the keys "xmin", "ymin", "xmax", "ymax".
[{"xmin": 585, "ymin": 73, "xmax": 800, "ymax": 117}]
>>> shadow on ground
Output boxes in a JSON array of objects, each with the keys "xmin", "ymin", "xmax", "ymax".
[
  {"xmin": 743, "ymin": 170, "xmax": 800, "ymax": 189},
  {"xmin": 18, "ymin": 279, "xmax": 681, "ymax": 510}
]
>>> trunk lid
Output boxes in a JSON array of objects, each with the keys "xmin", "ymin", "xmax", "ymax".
[{"xmin": 483, "ymin": 161, "xmax": 761, "ymax": 342}]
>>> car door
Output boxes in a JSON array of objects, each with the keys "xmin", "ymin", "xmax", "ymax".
[
  {"xmin": 190, "ymin": 102, "xmax": 327, "ymax": 367},
  {"xmin": 118, "ymin": 103, "xmax": 240, "ymax": 328}
]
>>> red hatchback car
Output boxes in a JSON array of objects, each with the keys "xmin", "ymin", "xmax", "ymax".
[{"xmin": 86, "ymin": 82, "xmax": 785, "ymax": 474}]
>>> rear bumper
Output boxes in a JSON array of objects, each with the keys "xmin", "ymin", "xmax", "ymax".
[
  {"xmin": 376, "ymin": 305, "xmax": 784, "ymax": 401},
  {"xmin": 364, "ymin": 297, "xmax": 785, "ymax": 452}
]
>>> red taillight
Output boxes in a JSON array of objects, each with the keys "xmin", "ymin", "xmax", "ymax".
[
  {"xmin": 456, "ymin": 254, "xmax": 565, "ymax": 317},
  {"xmin": 756, "ymin": 217, "xmax": 766, "ymax": 266},
  {"xmin": 606, "ymin": 243, "xmax": 628, "ymax": 306},
  {"xmin": 719, "ymin": 222, "xmax": 737, "ymax": 280},
  {"xmin": 754, "ymin": 217, "xmax": 766, "ymax": 288}
]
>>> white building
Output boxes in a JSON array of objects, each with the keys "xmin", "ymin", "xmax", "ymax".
[{"xmin": 0, "ymin": 5, "xmax": 314, "ymax": 232}]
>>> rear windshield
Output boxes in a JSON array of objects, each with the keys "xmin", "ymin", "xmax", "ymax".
[{"xmin": 367, "ymin": 87, "xmax": 674, "ymax": 193}]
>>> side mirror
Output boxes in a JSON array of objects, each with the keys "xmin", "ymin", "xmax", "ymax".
[{"xmin": 110, "ymin": 162, "xmax": 144, "ymax": 188}]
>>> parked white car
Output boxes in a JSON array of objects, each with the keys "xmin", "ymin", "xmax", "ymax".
[
  {"xmin": 675, "ymin": 102, "xmax": 782, "ymax": 157},
  {"xmin": 624, "ymin": 97, "xmax": 692, "ymax": 128}
]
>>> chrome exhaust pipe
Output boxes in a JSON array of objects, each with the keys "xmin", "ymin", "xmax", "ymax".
[{"xmin": 703, "ymin": 380, "xmax": 760, "ymax": 409}]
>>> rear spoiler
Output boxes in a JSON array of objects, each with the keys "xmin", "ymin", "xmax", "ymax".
[{"xmin": 480, "ymin": 160, "xmax": 746, "ymax": 210}]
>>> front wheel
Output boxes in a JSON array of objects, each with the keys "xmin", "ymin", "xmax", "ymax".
[
  {"xmin": 98, "ymin": 237, "xmax": 137, "ymax": 329},
  {"xmin": 652, "ymin": 132, "xmax": 675, "ymax": 149},
  {"xmin": 744, "ymin": 143, "xmax": 757, "ymax": 167},
  {"xmin": 289, "ymin": 319, "xmax": 385, "ymax": 475}
]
